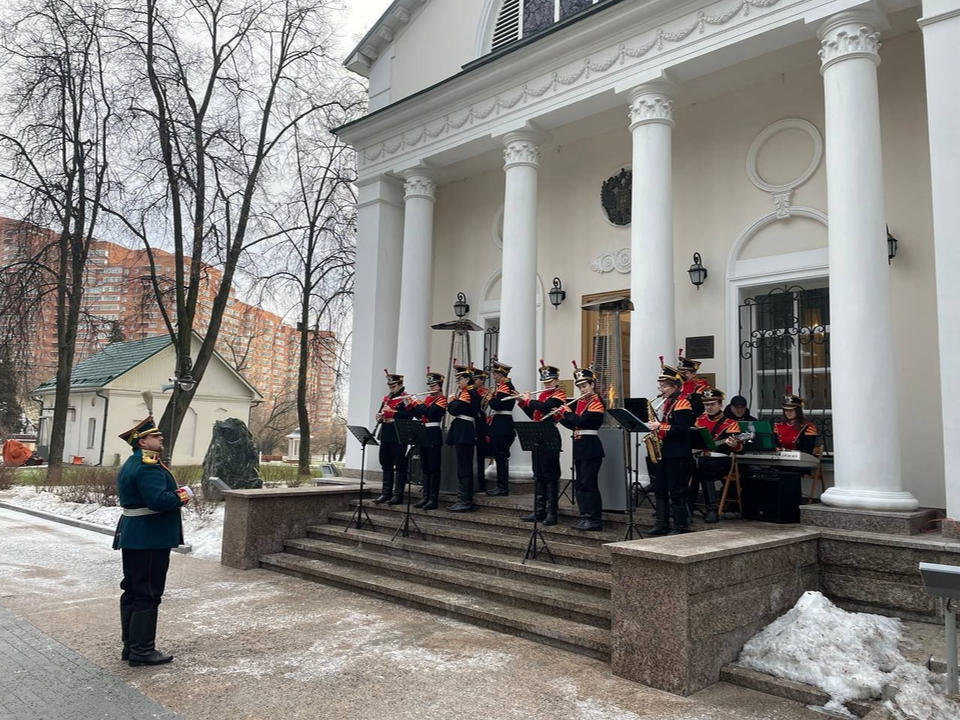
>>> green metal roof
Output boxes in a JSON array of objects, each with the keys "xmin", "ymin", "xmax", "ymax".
[{"xmin": 34, "ymin": 335, "xmax": 172, "ymax": 392}]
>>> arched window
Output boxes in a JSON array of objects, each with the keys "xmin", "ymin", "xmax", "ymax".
[{"xmin": 490, "ymin": 0, "xmax": 599, "ymax": 52}]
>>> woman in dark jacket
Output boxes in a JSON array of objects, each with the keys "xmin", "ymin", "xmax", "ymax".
[{"xmin": 560, "ymin": 364, "xmax": 605, "ymax": 531}]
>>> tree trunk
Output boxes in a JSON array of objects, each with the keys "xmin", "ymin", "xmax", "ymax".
[{"xmin": 297, "ymin": 299, "xmax": 312, "ymax": 478}]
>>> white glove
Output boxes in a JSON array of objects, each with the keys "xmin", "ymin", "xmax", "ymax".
[{"xmin": 177, "ymin": 485, "xmax": 195, "ymax": 502}]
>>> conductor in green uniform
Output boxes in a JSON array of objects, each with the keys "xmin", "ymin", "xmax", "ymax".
[{"xmin": 114, "ymin": 417, "xmax": 193, "ymax": 667}]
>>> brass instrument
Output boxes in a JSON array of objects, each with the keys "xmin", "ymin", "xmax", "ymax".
[{"xmin": 643, "ymin": 395, "xmax": 666, "ymax": 464}]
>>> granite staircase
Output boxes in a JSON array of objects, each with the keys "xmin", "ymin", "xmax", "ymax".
[{"xmin": 259, "ymin": 494, "xmax": 652, "ymax": 661}]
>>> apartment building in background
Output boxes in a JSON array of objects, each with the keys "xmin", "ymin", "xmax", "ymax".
[{"xmin": 0, "ymin": 217, "xmax": 336, "ymax": 449}]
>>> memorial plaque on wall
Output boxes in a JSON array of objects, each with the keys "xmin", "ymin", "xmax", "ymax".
[{"xmin": 685, "ymin": 336, "xmax": 715, "ymax": 359}]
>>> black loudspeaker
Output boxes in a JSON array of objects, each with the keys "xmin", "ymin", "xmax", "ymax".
[{"xmin": 741, "ymin": 470, "xmax": 801, "ymax": 524}]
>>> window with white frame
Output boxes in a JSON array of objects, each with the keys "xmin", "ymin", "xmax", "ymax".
[
  {"xmin": 491, "ymin": 0, "xmax": 599, "ymax": 52},
  {"xmin": 737, "ymin": 282, "xmax": 832, "ymax": 453},
  {"xmin": 87, "ymin": 417, "xmax": 97, "ymax": 448}
]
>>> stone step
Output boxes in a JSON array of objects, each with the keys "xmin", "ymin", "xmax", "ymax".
[
  {"xmin": 351, "ymin": 499, "xmax": 630, "ymax": 547},
  {"xmin": 720, "ymin": 664, "xmax": 876, "ymax": 718},
  {"xmin": 259, "ymin": 551, "xmax": 611, "ymax": 660},
  {"xmin": 467, "ymin": 493, "xmax": 658, "ymax": 527},
  {"xmin": 282, "ymin": 536, "xmax": 610, "ymax": 627},
  {"xmin": 326, "ymin": 511, "xmax": 611, "ymax": 569},
  {"xmin": 305, "ymin": 523, "xmax": 611, "ymax": 596}
]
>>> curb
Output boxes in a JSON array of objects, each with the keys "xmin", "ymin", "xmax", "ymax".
[{"xmin": 0, "ymin": 501, "xmax": 193, "ymax": 554}]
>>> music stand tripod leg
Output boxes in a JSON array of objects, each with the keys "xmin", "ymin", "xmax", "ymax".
[
  {"xmin": 523, "ymin": 445, "xmax": 555, "ymax": 565},
  {"xmin": 392, "ymin": 445, "xmax": 424, "ymax": 542},
  {"xmin": 347, "ymin": 440, "xmax": 375, "ymax": 533}
]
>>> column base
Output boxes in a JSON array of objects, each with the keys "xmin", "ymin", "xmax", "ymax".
[
  {"xmin": 943, "ymin": 520, "xmax": 960, "ymax": 541},
  {"xmin": 801, "ymin": 503, "xmax": 940, "ymax": 536},
  {"xmin": 819, "ymin": 486, "xmax": 919, "ymax": 512}
]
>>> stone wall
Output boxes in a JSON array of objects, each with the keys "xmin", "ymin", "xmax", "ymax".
[{"xmin": 609, "ymin": 527, "xmax": 819, "ymax": 696}]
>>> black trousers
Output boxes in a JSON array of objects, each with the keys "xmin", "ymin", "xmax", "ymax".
[
  {"xmin": 655, "ymin": 457, "xmax": 689, "ymax": 528},
  {"xmin": 476, "ymin": 434, "xmax": 488, "ymax": 492},
  {"xmin": 120, "ymin": 548, "xmax": 171, "ymax": 614},
  {"xmin": 419, "ymin": 445, "xmax": 442, "ymax": 500},
  {"xmin": 379, "ymin": 441, "xmax": 408, "ymax": 495},
  {"xmin": 575, "ymin": 457, "xmax": 603, "ymax": 522},
  {"xmin": 454, "ymin": 444, "xmax": 474, "ymax": 504},
  {"xmin": 491, "ymin": 434, "xmax": 513, "ymax": 491},
  {"xmin": 532, "ymin": 449, "xmax": 561, "ymax": 516},
  {"xmin": 691, "ymin": 457, "xmax": 726, "ymax": 511}
]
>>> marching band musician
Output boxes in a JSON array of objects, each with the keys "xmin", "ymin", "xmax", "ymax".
[
  {"xmin": 693, "ymin": 388, "xmax": 744, "ymax": 524},
  {"xmin": 560, "ymin": 365, "xmax": 605, "ymax": 532},
  {"xmin": 374, "ymin": 370, "xmax": 412, "ymax": 505},
  {"xmin": 446, "ymin": 364, "xmax": 482, "ymax": 512},
  {"xmin": 404, "ymin": 368, "xmax": 447, "ymax": 510},
  {"xmin": 519, "ymin": 361, "xmax": 566, "ymax": 526},
  {"xmin": 472, "ymin": 366, "xmax": 491, "ymax": 494},
  {"xmin": 646, "ymin": 360, "xmax": 696, "ymax": 535},
  {"xmin": 775, "ymin": 391, "xmax": 818, "ymax": 454},
  {"xmin": 677, "ymin": 350, "xmax": 709, "ymax": 416},
  {"xmin": 486, "ymin": 358, "xmax": 516, "ymax": 497}
]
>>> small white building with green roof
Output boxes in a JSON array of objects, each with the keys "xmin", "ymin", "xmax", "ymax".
[{"xmin": 33, "ymin": 334, "xmax": 262, "ymax": 466}]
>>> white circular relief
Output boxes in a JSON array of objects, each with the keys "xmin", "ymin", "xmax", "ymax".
[{"xmin": 746, "ymin": 119, "xmax": 823, "ymax": 194}]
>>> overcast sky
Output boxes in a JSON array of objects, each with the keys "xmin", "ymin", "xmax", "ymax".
[{"xmin": 341, "ymin": 0, "xmax": 395, "ymax": 52}]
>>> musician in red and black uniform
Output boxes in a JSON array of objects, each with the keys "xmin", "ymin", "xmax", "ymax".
[
  {"xmin": 472, "ymin": 366, "xmax": 491, "ymax": 494},
  {"xmin": 404, "ymin": 368, "xmax": 447, "ymax": 510},
  {"xmin": 646, "ymin": 361, "xmax": 696, "ymax": 535},
  {"xmin": 677, "ymin": 350, "xmax": 709, "ymax": 417},
  {"xmin": 485, "ymin": 358, "xmax": 516, "ymax": 497},
  {"xmin": 519, "ymin": 361, "xmax": 566, "ymax": 526},
  {"xmin": 775, "ymin": 392, "xmax": 818, "ymax": 454},
  {"xmin": 374, "ymin": 370, "xmax": 413, "ymax": 505},
  {"xmin": 446, "ymin": 364, "xmax": 482, "ymax": 512},
  {"xmin": 693, "ymin": 388, "xmax": 745, "ymax": 524},
  {"xmin": 560, "ymin": 365, "xmax": 606, "ymax": 532}
]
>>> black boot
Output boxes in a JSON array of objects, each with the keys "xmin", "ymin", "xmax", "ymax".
[
  {"xmin": 543, "ymin": 478, "xmax": 559, "ymax": 525},
  {"xmin": 127, "ymin": 610, "xmax": 173, "ymax": 667},
  {"xmin": 447, "ymin": 472, "xmax": 474, "ymax": 512},
  {"xmin": 648, "ymin": 498, "xmax": 671, "ymax": 536},
  {"xmin": 374, "ymin": 469, "xmax": 393, "ymax": 504},
  {"xmin": 120, "ymin": 603, "xmax": 133, "ymax": 661},
  {"xmin": 387, "ymin": 471, "xmax": 407, "ymax": 504},
  {"xmin": 521, "ymin": 478, "xmax": 547, "ymax": 521},
  {"xmin": 423, "ymin": 476, "xmax": 439, "ymax": 510},
  {"xmin": 703, "ymin": 479, "xmax": 719, "ymax": 524},
  {"xmin": 668, "ymin": 501, "xmax": 690, "ymax": 535},
  {"xmin": 487, "ymin": 455, "xmax": 510, "ymax": 496}
]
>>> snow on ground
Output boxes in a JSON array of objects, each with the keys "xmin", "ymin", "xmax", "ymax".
[
  {"xmin": 2, "ymin": 485, "xmax": 224, "ymax": 560},
  {"xmin": 738, "ymin": 590, "xmax": 958, "ymax": 720}
]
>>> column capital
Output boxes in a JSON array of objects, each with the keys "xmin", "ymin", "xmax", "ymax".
[
  {"xmin": 503, "ymin": 130, "xmax": 542, "ymax": 170},
  {"xmin": 627, "ymin": 81, "xmax": 675, "ymax": 131},
  {"xmin": 402, "ymin": 168, "xmax": 437, "ymax": 202},
  {"xmin": 817, "ymin": 9, "xmax": 883, "ymax": 74}
]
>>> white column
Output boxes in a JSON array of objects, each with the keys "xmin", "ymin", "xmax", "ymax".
[
  {"xmin": 344, "ymin": 176, "xmax": 404, "ymax": 471},
  {"xmin": 499, "ymin": 129, "xmax": 541, "ymax": 480},
  {"xmin": 817, "ymin": 10, "xmax": 917, "ymax": 511},
  {"xmin": 395, "ymin": 169, "xmax": 437, "ymax": 390},
  {"xmin": 628, "ymin": 82, "xmax": 676, "ymax": 399},
  {"xmin": 920, "ymin": 0, "xmax": 960, "ymax": 527}
]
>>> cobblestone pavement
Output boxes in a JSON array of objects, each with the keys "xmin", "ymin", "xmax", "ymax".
[
  {"xmin": 0, "ymin": 505, "xmax": 827, "ymax": 720},
  {"xmin": 0, "ymin": 605, "xmax": 181, "ymax": 720}
]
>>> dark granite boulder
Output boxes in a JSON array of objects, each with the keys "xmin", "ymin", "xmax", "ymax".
[{"xmin": 202, "ymin": 418, "xmax": 263, "ymax": 501}]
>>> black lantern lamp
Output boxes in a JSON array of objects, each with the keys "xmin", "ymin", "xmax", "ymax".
[
  {"xmin": 688, "ymin": 253, "xmax": 708, "ymax": 290},
  {"xmin": 549, "ymin": 277, "xmax": 566, "ymax": 308},
  {"xmin": 887, "ymin": 226, "xmax": 898, "ymax": 265},
  {"xmin": 454, "ymin": 292, "xmax": 470, "ymax": 319}
]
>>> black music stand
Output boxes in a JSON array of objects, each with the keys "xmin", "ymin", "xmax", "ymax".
[
  {"xmin": 391, "ymin": 420, "xmax": 427, "ymax": 541},
  {"xmin": 515, "ymin": 422, "xmax": 560, "ymax": 564},
  {"xmin": 346, "ymin": 425, "xmax": 378, "ymax": 532},
  {"xmin": 607, "ymin": 408, "xmax": 649, "ymax": 540},
  {"xmin": 624, "ymin": 397, "xmax": 656, "ymax": 512}
]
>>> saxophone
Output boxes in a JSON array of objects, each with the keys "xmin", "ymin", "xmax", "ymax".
[{"xmin": 643, "ymin": 396, "xmax": 665, "ymax": 465}]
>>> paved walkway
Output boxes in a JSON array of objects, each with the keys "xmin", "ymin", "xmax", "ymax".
[
  {"xmin": 0, "ymin": 605, "xmax": 181, "ymax": 720},
  {"xmin": 0, "ymin": 504, "xmax": 828, "ymax": 720}
]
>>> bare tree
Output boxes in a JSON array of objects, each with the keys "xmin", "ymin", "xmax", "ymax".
[
  {"xmin": 0, "ymin": 0, "xmax": 116, "ymax": 477},
  {"xmin": 103, "ymin": 0, "xmax": 354, "ymax": 460},
  {"xmin": 249, "ymin": 392, "xmax": 298, "ymax": 455}
]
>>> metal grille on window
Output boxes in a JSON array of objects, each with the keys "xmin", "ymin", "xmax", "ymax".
[
  {"xmin": 482, "ymin": 326, "xmax": 500, "ymax": 379},
  {"xmin": 738, "ymin": 285, "xmax": 832, "ymax": 454},
  {"xmin": 523, "ymin": 0, "xmax": 555, "ymax": 36}
]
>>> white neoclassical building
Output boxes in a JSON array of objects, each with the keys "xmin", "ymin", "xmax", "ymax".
[{"xmin": 335, "ymin": 0, "xmax": 960, "ymax": 528}]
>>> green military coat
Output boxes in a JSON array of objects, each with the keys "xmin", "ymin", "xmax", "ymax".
[{"xmin": 113, "ymin": 449, "xmax": 184, "ymax": 550}]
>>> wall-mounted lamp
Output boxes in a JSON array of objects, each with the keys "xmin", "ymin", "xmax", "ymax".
[
  {"xmin": 887, "ymin": 226, "xmax": 898, "ymax": 265},
  {"xmin": 454, "ymin": 292, "xmax": 470, "ymax": 319},
  {"xmin": 549, "ymin": 277, "xmax": 566, "ymax": 308},
  {"xmin": 688, "ymin": 253, "xmax": 708, "ymax": 290}
]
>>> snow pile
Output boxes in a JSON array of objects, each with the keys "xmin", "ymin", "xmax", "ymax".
[
  {"xmin": 738, "ymin": 591, "xmax": 958, "ymax": 720},
  {"xmin": 2, "ymin": 485, "xmax": 224, "ymax": 561}
]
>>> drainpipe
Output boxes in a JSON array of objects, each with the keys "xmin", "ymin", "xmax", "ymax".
[{"xmin": 96, "ymin": 390, "xmax": 109, "ymax": 466}]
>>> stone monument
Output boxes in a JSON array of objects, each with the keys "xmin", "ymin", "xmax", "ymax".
[{"xmin": 202, "ymin": 418, "xmax": 263, "ymax": 500}]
